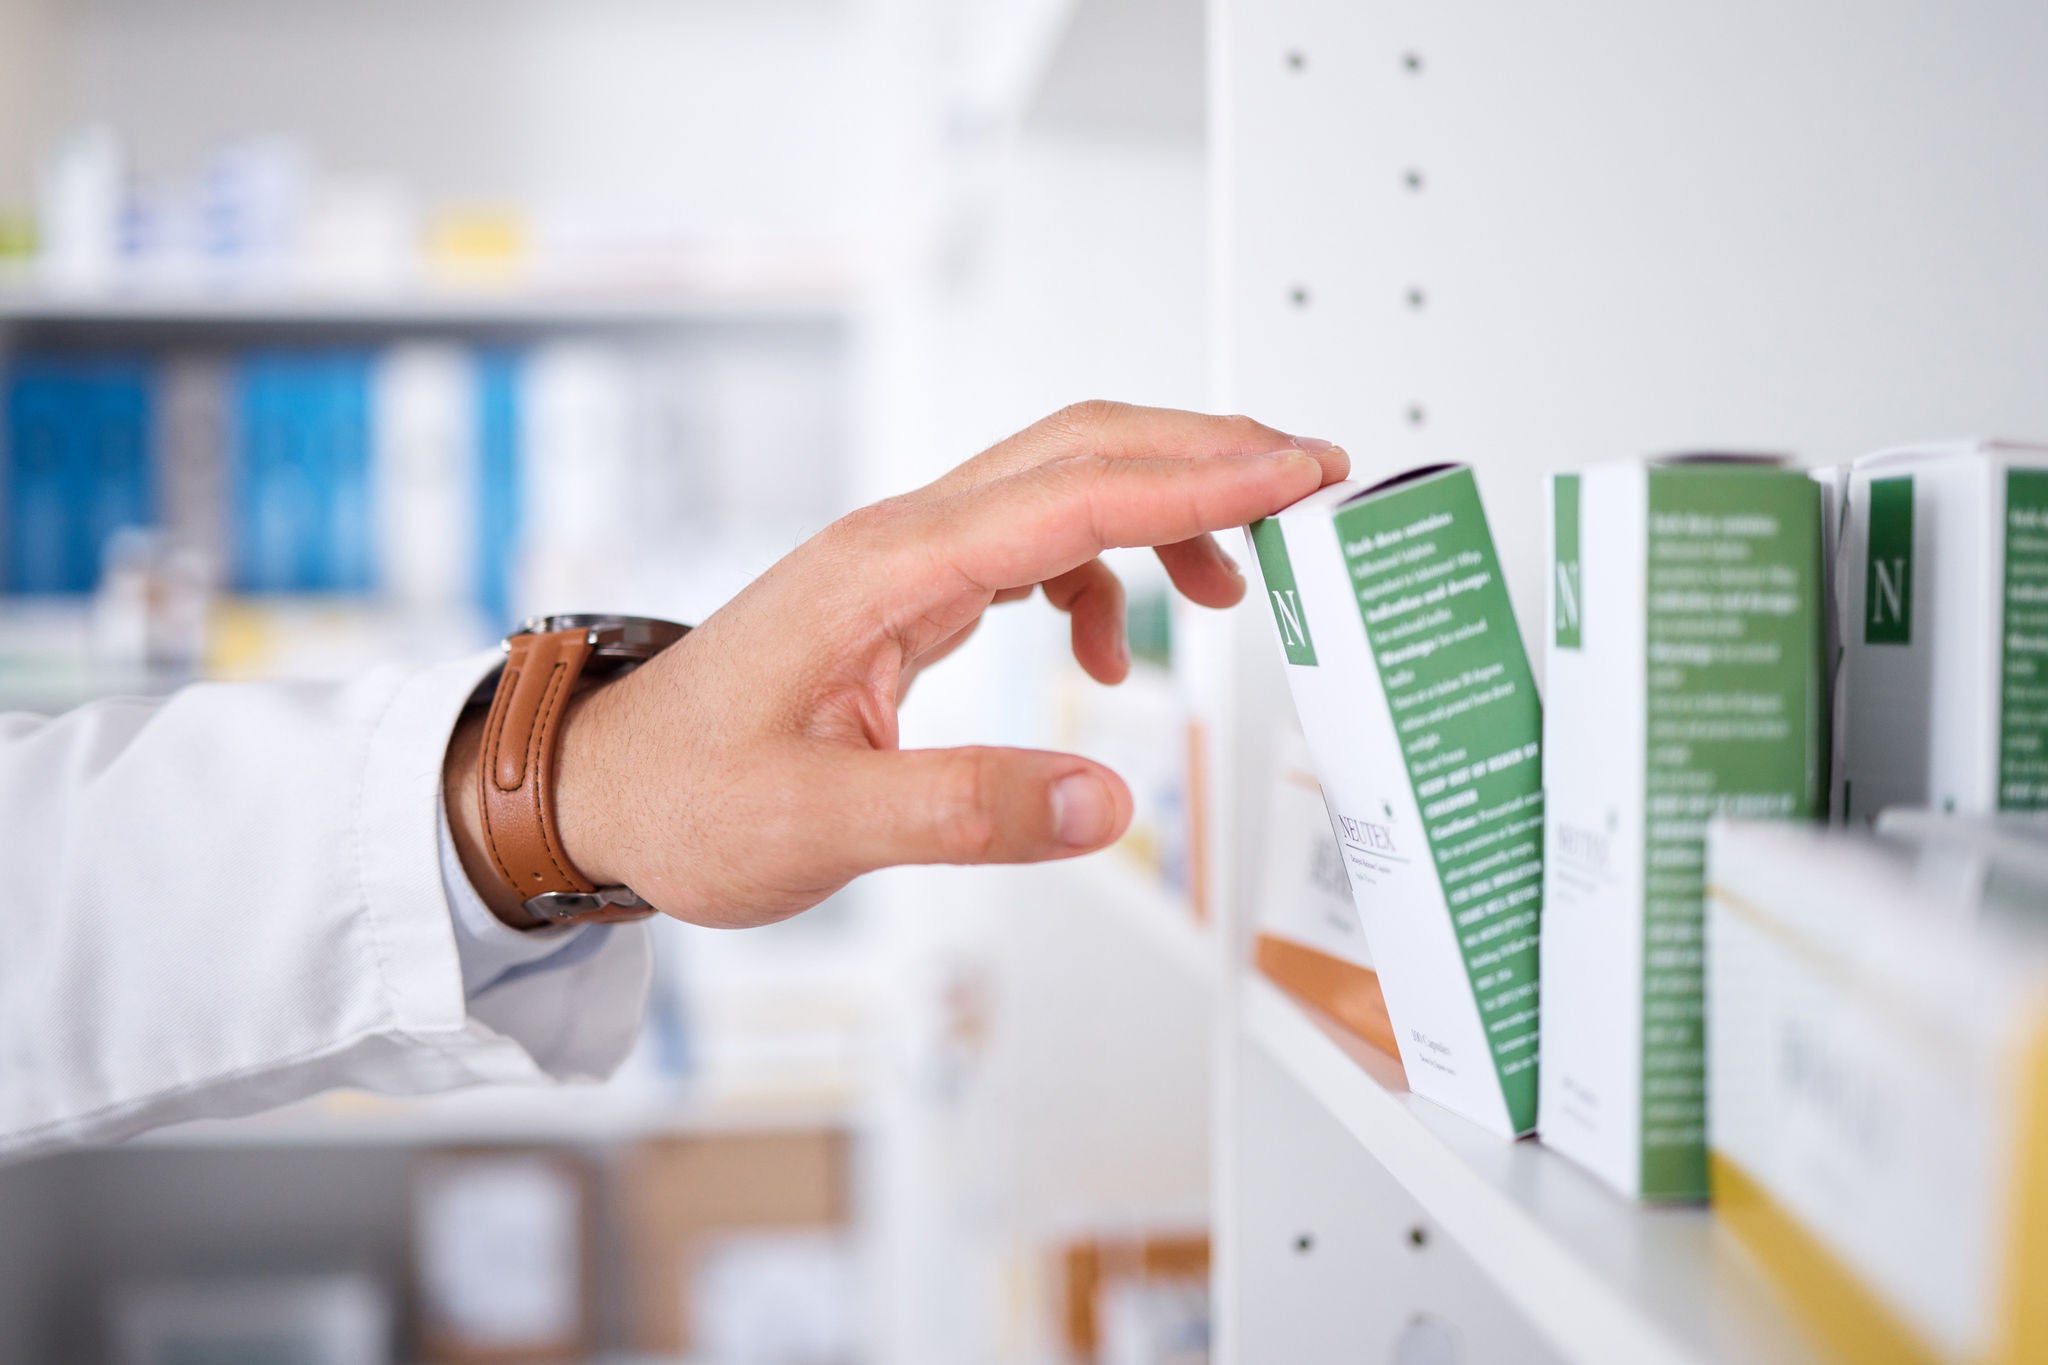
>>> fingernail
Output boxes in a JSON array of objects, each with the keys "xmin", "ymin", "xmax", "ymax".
[
  {"xmin": 1262, "ymin": 448, "xmax": 1323, "ymax": 475},
  {"xmin": 1291, "ymin": 435, "xmax": 1336, "ymax": 452},
  {"xmin": 1052, "ymin": 772, "xmax": 1115, "ymax": 848}
]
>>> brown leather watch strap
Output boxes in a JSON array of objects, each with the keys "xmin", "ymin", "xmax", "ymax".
[{"xmin": 477, "ymin": 627, "xmax": 608, "ymax": 926}]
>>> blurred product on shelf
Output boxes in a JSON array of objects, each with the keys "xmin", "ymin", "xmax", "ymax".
[
  {"xmin": 1705, "ymin": 816, "xmax": 2048, "ymax": 1365},
  {"xmin": 12, "ymin": 124, "xmax": 848, "ymax": 301},
  {"xmin": 1541, "ymin": 456, "xmax": 1827, "ymax": 1202},
  {"xmin": 1835, "ymin": 440, "xmax": 2048, "ymax": 822},
  {"xmin": 233, "ymin": 349, "xmax": 376, "ymax": 593},
  {"xmin": 411, "ymin": 1150, "xmax": 592, "ymax": 1362},
  {"xmin": 4, "ymin": 352, "xmax": 154, "ymax": 593},
  {"xmin": 35, "ymin": 125, "xmax": 122, "ymax": 293},
  {"xmin": 0, "ymin": 331, "xmax": 847, "ymax": 701},
  {"xmin": 91, "ymin": 529, "xmax": 209, "ymax": 670},
  {"xmin": 693, "ymin": 1228, "xmax": 862, "ymax": 1365},
  {"xmin": 1057, "ymin": 1231, "xmax": 1209, "ymax": 1365},
  {"xmin": 1251, "ymin": 716, "xmax": 1399, "ymax": 1060},
  {"xmin": 1247, "ymin": 465, "xmax": 1542, "ymax": 1139},
  {"xmin": 618, "ymin": 1129, "xmax": 853, "ymax": 1359},
  {"xmin": 1056, "ymin": 604, "xmax": 1197, "ymax": 901},
  {"xmin": 422, "ymin": 204, "xmax": 529, "ymax": 286},
  {"xmin": 110, "ymin": 1274, "xmax": 392, "ymax": 1365},
  {"xmin": 373, "ymin": 344, "xmax": 479, "ymax": 616}
]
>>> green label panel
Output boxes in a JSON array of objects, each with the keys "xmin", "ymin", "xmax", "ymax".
[
  {"xmin": 1251, "ymin": 516, "xmax": 1318, "ymax": 666},
  {"xmin": 2000, "ymin": 470, "xmax": 2048, "ymax": 810},
  {"xmin": 1554, "ymin": 474, "xmax": 1583, "ymax": 650},
  {"xmin": 1864, "ymin": 476, "xmax": 1914, "ymax": 644},
  {"xmin": 1643, "ymin": 468, "xmax": 1824, "ymax": 1198},
  {"xmin": 1336, "ymin": 469, "xmax": 1543, "ymax": 1132}
]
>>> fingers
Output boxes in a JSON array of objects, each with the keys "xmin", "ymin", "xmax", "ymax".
[
  {"xmin": 830, "ymin": 746, "xmax": 1133, "ymax": 873},
  {"xmin": 929, "ymin": 447, "xmax": 1328, "ymax": 595},
  {"xmin": 1155, "ymin": 533, "xmax": 1248, "ymax": 610},
  {"xmin": 1042, "ymin": 558, "xmax": 1128, "ymax": 683},
  {"xmin": 932, "ymin": 401, "xmax": 1348, "ymax": 493}
]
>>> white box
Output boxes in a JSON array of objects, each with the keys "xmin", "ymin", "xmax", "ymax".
[
  {"xmin": 1706, "ymin": 818, "xmax": 2048, "ymax": 1365},
  {"xmin": 1541, "ymin": 458, "xmax": 1826, "ymax": 1200},
  {"xmin": 1251, "ymin": 716, "xmax": 1396, "ymax": 1057},
  {"xmin": 1247, "ymin": 465, "xmax": 1542, "ymax": 1137},
  {"xmin": 1835, "ymin": 440, "xmax": 2048, "ymax": 821}
]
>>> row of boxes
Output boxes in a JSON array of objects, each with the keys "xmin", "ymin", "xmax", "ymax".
[{"xmin": 1248, "ymin": 442, "xmax": 2048, "ymax": 1362}]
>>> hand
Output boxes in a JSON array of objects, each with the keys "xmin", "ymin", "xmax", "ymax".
[{"xmin": 447, "ymin": 400, "xmax": 1347, "ymax": 929}]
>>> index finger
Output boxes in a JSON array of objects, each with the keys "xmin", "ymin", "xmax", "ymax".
[
  {"xmin": 930, "ymin": 401, "xmax": 1349, "ymax": 495},
  {"xmin": 919, "ymin": 448, "xmax": 1331, "ymax": 596}
]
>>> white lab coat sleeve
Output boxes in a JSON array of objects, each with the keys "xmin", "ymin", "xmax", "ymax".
[{"xmin": 0, "ymin": 651, "xmax": 653, "ymax": 1163}]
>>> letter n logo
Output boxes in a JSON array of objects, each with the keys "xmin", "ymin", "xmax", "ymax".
[
  {"xmin": 1553, "ymin": 474, "xmax": 1582, "ymax": 649},
  {"xmin": 1249, "ymin": 517, "xmax": 1317, "ymax": 666},
  {"xmin": 1864, "ymin": 476, "xmax": 1913, "ymax": 645}
]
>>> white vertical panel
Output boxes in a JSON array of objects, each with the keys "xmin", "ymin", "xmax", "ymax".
[
  {"xmin": 1231, "ymin": 1036, "xmax": 1564, "ymax": 1365},
  {"xmin": 1217, "ymin": 0, "xmax": 2048, "ymax": 647},
  {"xmin": 1213, "ymin": 3, "xmax": 2048, "ymax": 1361}
]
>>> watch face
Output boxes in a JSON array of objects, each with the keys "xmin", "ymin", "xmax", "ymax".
[{"xmin": 515, "ymin": 614, "xmax": 689, "ymax": 662}]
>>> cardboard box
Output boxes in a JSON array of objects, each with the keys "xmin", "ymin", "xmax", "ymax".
[
  {"xmin": 1247, "ymin": 465, "xmax": 1542, "ymax": 1137},
  {"xmin": 1835, "ymin": 440, "xmax": 2048, "ymax": 821},
  {"xmin": 619, "ymin": 1129, "xmax": 849, "ymax": 1356},
  {"xmin": 1059, "ymin": 1232, "xmax": 1209, "ymax": 1363},
  {"xmin": 1541, "ymin": 457, "xmax": 1826, "ymax": 1200},
  {"xmin": 1705, "ymin": 818, "xmax": 2048, "ymax": 1365},
  {"xmin": 1252, "ymin": 717, "xmax": 1399, "ymax": 1059}
]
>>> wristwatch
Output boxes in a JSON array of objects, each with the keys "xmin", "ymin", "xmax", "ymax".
[{"xmin": 472, "ymin": 613, "xmax": 689, "ymax": 929}]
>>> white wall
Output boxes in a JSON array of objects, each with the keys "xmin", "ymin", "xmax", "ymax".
[{"xmin": 0, "ymin": 0, "xmax": 67, "ymax": 206}]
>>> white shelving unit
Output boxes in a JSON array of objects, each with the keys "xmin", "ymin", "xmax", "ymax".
[
  {"xmin": 1205, "ymin": 3, "xmax": 2048, "ymax": 1363},
  {"xmin": 1240, "ymin": 979, "xmax": 1820, "ymax": 1365}
]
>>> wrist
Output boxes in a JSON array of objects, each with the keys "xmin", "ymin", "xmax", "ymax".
[{"xmin": 551, "ymin": 680, "xmax": 628, "ymax": 891}]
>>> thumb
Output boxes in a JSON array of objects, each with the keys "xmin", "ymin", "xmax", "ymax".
[{"xmin": 830, "ymin": 746, "xmax": 1133, "ymax": 873}]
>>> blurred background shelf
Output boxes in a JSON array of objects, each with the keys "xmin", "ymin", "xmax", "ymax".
[
  {"xmin": 1239, "ymin": 974, "xmax": 1824, "ymax": 1365},
  {"xmin": 135, "ymin": 1083, "xmax": 862, "ymax": 1151},
  {"xmin": 0, "ymin": 280, "xmax": 854, "ymax": 329}
]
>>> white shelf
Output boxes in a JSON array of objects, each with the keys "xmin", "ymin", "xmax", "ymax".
[
  {"xmin": 1239, "ymin": 975, "xmax": 1825, "ymax": 1365},
  {"xmin": 134, "ymin": 1082, "xmax": 859, "ymax": 1150},
  {"xmin": 0, "ymin": 282, "xmax": 850, "ymax": 328}
]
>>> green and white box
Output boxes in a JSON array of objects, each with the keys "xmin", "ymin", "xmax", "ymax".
[
  {"xmin": 1835, "ymin": 441, "xmax": 2048, "ymax": 822},
  {"xmin": 1541, "ymin": 458, "xmax": 1827, "ymax": 1200},
  {"xmin": 1247, "ymin": 465, "xmax": 1542, "ymax": 1138}
]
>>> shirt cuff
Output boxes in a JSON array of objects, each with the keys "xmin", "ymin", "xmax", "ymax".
[{"xmin": 435, "ymin": 792, "xmax": 607, "ymax": 998}]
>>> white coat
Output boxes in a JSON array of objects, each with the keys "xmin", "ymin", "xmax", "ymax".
[{"xmin": 0, "ymin": 651, "xmax": 651, "ymax": 1164}]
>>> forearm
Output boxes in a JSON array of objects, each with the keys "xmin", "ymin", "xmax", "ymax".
[{"xmin": 0, "ymin": 656, "xmax": 646, "ymax": 1163}]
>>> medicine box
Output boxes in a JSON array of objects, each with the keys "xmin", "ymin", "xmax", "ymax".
[
  {"xmin": 1835, "ymin": 440, "xmax": 2048, "ymax": 821},
  {"xmin": 1252, "ymin": 717, "xmax": 1398, "ymax": 1059},
  {"xmin": 1706, "ymin": 817, "xmax": 2048, "ymax": 1365},
  {"xmin": 1247, "ymin": 464, "xmax": 1542, "ymax": 1137},
  {"xmin": 1540, "ymin": 457, "xmax": 1826, "ymax": 1200}
]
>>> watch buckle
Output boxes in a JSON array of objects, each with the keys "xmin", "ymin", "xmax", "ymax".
[{"xmin": 522, "ymin": 885, "xmax": 656, "ymax": 924}]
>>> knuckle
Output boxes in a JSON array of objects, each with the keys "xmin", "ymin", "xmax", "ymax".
[
  {"xmin": 1045, "ymin": 398, "xmax": 1123, "ymax": 446},
  {"xmin": 830, "ymin": 496, "xmax": 913, "ymax": 550},
  {"xmin": 934, "ymin": 752, "xmax": 1001, "ymax": 863}
]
